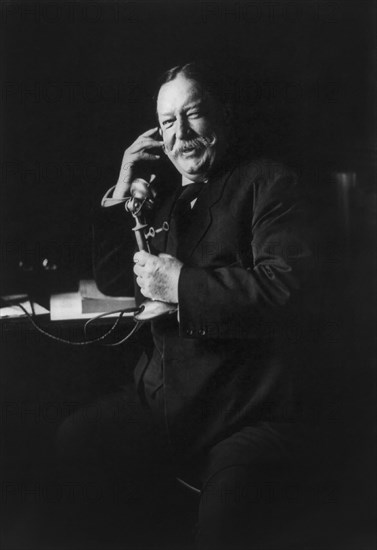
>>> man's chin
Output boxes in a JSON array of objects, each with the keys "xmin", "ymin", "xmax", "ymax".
[{"xmin": 175, "ymin": 155, "xmax": 212, "ymax": 179}]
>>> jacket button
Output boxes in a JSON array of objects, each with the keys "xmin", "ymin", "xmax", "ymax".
[
  {"xmin": 186, "ymin": 328, "xmax": 194, "ymax": 336},
  {"xmin": 198, "ymin": 328, "xmax": 206, "ymax": 336}
]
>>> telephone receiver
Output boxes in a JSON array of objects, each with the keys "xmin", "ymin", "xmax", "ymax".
[
  {"xmin": 125, "ymin": 175, "xmax": 178, "ymax": 322},
  {"xmin": 147, "ymin": 126, "xmax": 165, "ymax": 156}
]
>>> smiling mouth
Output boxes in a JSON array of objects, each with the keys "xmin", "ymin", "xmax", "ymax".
[{"xmin": 180, "ymin": 147, "xmax": 201, "ymax": 157}]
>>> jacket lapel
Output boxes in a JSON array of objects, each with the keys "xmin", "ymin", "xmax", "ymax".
[
  {"xmin": 148, "ymin": 162, "xmax": 234, "ymax": 258},
  {"xmin": 181, "ymin": 168, "xmax": 232, "ymax": 260}
]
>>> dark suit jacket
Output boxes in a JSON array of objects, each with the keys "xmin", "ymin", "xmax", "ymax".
[{"xmin": 93, "ymin": 156, "xmax": 317, "ymax": 461}]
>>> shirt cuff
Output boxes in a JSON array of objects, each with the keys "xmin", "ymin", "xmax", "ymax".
[{"xmin": 101, "ymin": 185, "xmax": 129, "ymax": 207}]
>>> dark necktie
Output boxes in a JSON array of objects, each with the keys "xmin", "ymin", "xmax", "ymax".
[{"xmin": 167, "ymin": 182, "xmax": 203, "ymax": 258}]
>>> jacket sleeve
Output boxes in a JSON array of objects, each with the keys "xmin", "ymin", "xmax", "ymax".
[
  {"xmin": 177, "ymin": 167, "xmax": 317, "ymax": 340},
  {"xmin": 92, "ymin": 203, "xmax": 136, "ymax": 296}
]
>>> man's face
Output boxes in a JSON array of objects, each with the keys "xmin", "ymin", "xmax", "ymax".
[{"xmin": 157, "ymin": 75, "xmax": 229, "ymax": 182}]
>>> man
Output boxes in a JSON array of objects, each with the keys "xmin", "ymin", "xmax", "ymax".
[{"xmin": 89, "ymin": 62, "xmax": 316, "ymax": 548}]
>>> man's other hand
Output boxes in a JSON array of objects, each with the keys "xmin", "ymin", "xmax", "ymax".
[
  {"xmin": 113, "ymin": 128, "xmax": 164, "ymax": 200},
  {"xmin": 133, "ymin": 251, "xmax": 183, "ymax": 303}
]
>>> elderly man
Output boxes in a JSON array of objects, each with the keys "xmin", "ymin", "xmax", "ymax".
[{"xmin": 71, "ymin": 62, "xmax": 316, "ymax": 549}]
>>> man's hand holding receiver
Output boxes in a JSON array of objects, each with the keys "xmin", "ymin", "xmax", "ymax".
[
  {"xmin": 113, "ymin": 127, "xmax": 163, "ymax": 200},
  {"xmin": 133, "ymin": 251, "xmax": 183, "ymax": 303}
]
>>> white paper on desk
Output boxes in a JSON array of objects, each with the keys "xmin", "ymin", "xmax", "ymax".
[
  {"xmin": 0, "ymin": 300, "xmax": 49, "ymax": 318},
  {"xmin": 50, "ymin": 292, "xmax": 135, "ymax": 321}
]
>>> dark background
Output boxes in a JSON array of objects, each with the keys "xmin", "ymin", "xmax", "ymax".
[{"xmin": 0, "ymin": 1, "xmax": 376, "ymax": 549}]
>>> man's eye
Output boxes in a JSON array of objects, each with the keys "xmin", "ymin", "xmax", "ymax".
[
  {"xmin": 188, "ymin": 111, "xmax": 200, "ymax": 118},
  {"xmin": 162, "ymin": 119, "xmax": 174, "ymax": 128}
]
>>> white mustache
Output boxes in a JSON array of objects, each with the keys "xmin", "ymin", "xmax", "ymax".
[{"xmin": 167, "ymin": 135, "xmax": 216, "ymax": 157}]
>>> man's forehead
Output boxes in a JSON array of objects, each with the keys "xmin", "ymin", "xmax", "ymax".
[{"xmin": 157, "ymin": 76, "xmax": 207, "ymax": 116}]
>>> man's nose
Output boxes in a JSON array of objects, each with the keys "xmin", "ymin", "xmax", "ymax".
[{"xmin": 176, "ymin": 117, "xmax": 191, "ymax": 140}]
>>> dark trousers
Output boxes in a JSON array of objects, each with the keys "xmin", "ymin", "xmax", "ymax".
[{"xmin": 56, "ymin": 384, "xmax": 308, "ymax": 549}]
